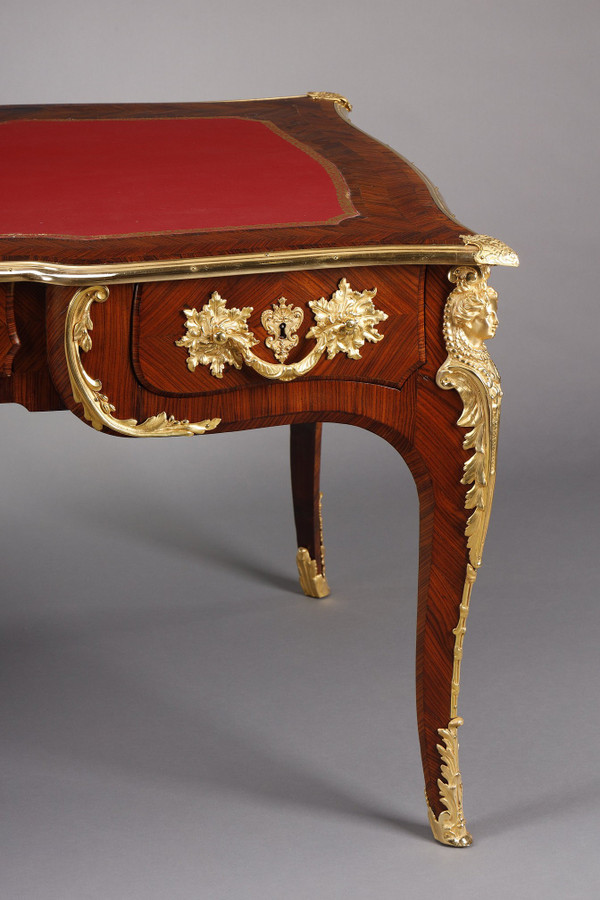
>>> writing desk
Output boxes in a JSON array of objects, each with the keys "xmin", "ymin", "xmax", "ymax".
[{"xmin": 0, "ymin": 93, "xmax": 518, "ymax": 846}]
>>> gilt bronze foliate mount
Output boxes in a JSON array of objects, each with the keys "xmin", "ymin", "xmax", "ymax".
[{"xmin": 64, "ymin": 285, "xmax": 220, "ymax": 437}]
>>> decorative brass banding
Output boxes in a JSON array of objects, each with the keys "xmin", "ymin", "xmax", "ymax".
[
  {"xmin": 451, "ymin": 564, "xmax": 477, "ymax": 719},
  {"xmin": 65, "ymin": 285, "xmax": 220, "ymax": 437},
  {"xmin": 426, "ymin": 718, "xmax": 473, "ymax": 847},
  {"xmin": 0, "ymin": 238, "xmax": 519, "ymax": 287},
  {"xmin": 176, "ymin": 278, "xmax": 388, "ymax": 382}
]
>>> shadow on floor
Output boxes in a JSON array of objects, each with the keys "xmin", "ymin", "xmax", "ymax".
[{"xmin": 1, "ymin": 627, "xmax": 430, "ymax": 843}]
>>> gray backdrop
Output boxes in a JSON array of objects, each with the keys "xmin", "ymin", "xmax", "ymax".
[{"xmin": 1, "ymin": 1, "xmax": 598, "ymax": 898}]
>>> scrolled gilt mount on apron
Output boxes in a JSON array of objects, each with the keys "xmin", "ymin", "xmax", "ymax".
[{"xmin": 175, "ymin": 277, "xmax": 388, "ymax": 381}]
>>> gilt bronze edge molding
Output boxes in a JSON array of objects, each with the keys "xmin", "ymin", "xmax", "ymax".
[
  {"xmin": 64, "ymin": 285, "xmax": 220, "ymax": 438},
  {"xmin": 0, "ymin": 237, "xmax": 518, "ymax": 286},
  {"xmin": 174, "ymin": 91, "xmax": 352, "ymax": 109}
]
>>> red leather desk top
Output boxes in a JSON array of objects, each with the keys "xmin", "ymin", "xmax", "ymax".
[
  {"xmin": 0, "ymin": 117, "xmax": 355, "ymax": 238},
  {"xmin": 0, "ymin": 98, "xmax": 467, "ymax": 265}
]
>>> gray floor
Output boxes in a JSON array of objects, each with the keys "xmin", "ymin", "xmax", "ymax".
[{"xmin": 1, "ymin": 412, "xmax": 598, "ymax": 899}]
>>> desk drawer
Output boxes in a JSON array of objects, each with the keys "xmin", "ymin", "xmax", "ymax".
[
  {"xmin": 45, "ymin": 265, "xmax": 425, "ymax": 438},
  {"xmin": 133, "ymin": 266, "xmax": 424, "ymax": 396}
]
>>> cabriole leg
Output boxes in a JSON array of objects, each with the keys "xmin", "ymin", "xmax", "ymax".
[
  {"xmin": 417, "ymin": 263, "xmax": 503, "ymax": 846},
  {"xmin": 415, "ymin": 468, "xmax": 476, "ymax": 847},
  {"xmin": 413, "ymin": 404, "xmax": 475, "ymax": 847},
  {"xmin": 290, "ymin": 422, "xmax": 330, "ymax": 598}
]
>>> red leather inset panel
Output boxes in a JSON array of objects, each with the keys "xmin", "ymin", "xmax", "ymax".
[{"xmin": 0, "ymin": 117, "xmax": 356, "ymax": 238}]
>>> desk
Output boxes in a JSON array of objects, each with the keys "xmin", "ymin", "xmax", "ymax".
[{"xmin": 0, "ymin": 93, "xmax": 518, "ymax": 847}]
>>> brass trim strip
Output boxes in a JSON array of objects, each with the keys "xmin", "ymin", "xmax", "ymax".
[
  {"xmin": 199, "ymin": 92, "xmax": 344, "ymax": 105},
  {"xmin": 184, "ymin": 91, "xmax": 351, "ymax": 109},
  {"xmin": 450, "ymin": 564, "xmax": 477, "ymax": 720},
  {"xmin": 0, "ymin": 235, "xmax": 517, "ymax": 286}
]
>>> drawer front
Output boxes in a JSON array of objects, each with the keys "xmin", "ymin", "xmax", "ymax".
[{"xmin": 133, "ymin": 266, "xmax": 424, "ymax": 396}]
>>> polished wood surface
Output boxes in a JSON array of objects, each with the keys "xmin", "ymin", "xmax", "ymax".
[
  {"xmin": 0, "ymin": 282, "xmax": 63, "ymax": 410},
  {"xmin": 0, "ymin": 283, "xmax": 19, "ymax": 376},
  {"xmin": 290, "ymin": 422, "xmax": 326, "ymax": 579},
  {"xmin": 0, "ymin": 97, "xmax": 489, "ymax": 838},
  {"xmin": 133, "ymin": 265, "xmax": 423, "ymax": 395}
]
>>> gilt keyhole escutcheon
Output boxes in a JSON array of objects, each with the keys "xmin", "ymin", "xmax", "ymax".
[{"xmin": 260, "ymin": 297, "xmax": 304, "ymax": 363}]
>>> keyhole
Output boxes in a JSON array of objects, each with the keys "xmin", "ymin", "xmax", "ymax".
[{"xmin": 279, "ymin": 322, "xmax": 287, "ymax": 339}]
